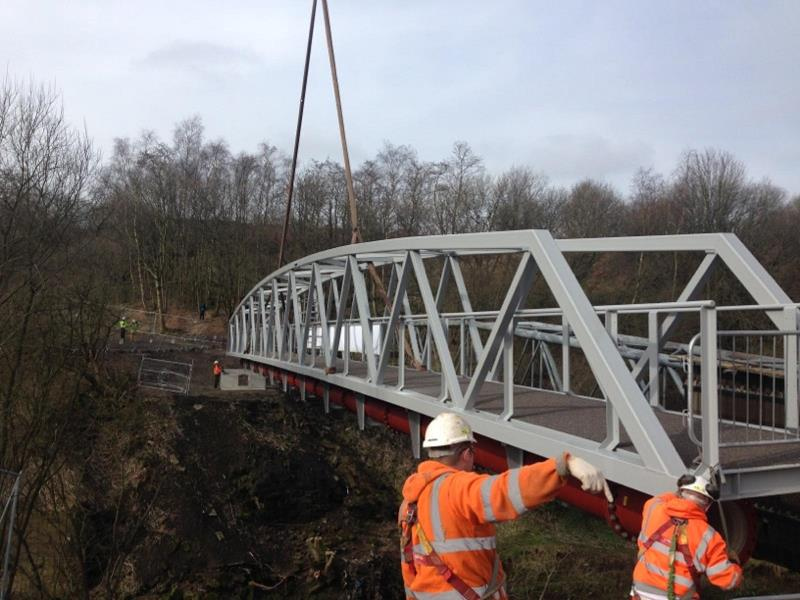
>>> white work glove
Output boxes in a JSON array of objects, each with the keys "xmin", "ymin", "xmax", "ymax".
[{"xmin": 566, "ymin": 455, "xmax": 614, "ymax": 503}]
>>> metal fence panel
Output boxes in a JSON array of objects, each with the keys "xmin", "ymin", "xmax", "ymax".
[{"xmin": 137, "ymin": 357, "xmax": 193, "ymax": 395}]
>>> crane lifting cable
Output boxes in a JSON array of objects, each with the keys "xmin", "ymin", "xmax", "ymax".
[{"xmin": 276, "ymin": 0, "xmax": 424, "ymax": 370}]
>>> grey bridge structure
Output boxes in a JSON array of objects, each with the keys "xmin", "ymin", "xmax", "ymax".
[{"xmin": 228, "ymin": 230, "xmax": 800, "ymax": 505}]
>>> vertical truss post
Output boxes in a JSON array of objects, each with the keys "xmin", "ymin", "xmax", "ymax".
[
  {"xmin": 330, "ymin": 259, "xmax": 352, "ymax": 368},
  {"xmin": 260, "ymin": 289, "xmax": 268, "ymax": 356},
  {"xmin": 410, "ymin": 251, "xmax": 465, "ymax": 406},
  {"xmin": 397, "ymin": 319, "xmax": 406, "ymax": 390},
  {"xmin": 701, "ymin": 305, "xmax": 719, "ymax": 468},
  {"xmin": 426, "ymin": 331, "xmax": 432, "ymax": 370},
  {"xmin": 327, "ymin": 275, "xmax": 338, "ymax": 319},
  {"xmin": 784, "ymin": 306, "xmax": 799, "ymax": 429},
  {"xmin": 439, "ymin": 318, "xmax": 450, "ymax": 401},
  {"xmin": 561, "ymin": 315, "xmax": 571, "ymax": 393},
  {"xmin": 289, "ymin": 272, "xmax": 303, "ymax": 363},
  {"xmin": 313, "ymin": 265, "xmax": 332, "ymax": 368},
  {"xmin": 459, "ymin": 319, "xmax": 466, "ymax": 376},
  {"xmin": 601, "ymin": 310, "xmax": 621, "ymax": 450},
  {"xmin": 249, "ymin": 297, "xmax": 257, "ymax": 355},
  {"xmin": 501, "ymin": 319, "xmax": 515, "ymax": 421},
  {"xmin": 647, "ymin": 311, "xmax": 661, "ymax": 407},
  {"xmin": 241, "ymin": 309, "xmax": 249, "ymax": 353},
  {"xmin": 272, "ymin": 281, "xmax": 284, "ymax": 359},
  {"xmin": 348, "ymin": 256, "xmax": 377, "ymax": 381},
  {"xmin": 344, "ymin": 303, "xmax": 351, "ymax": 375},
  {"xmin": 300, "ymin": 266, "xmax": 318, "ymax": 366},
  {"xmin": 408, "ymin": 410, "xmax": 421, "ymax": 459},
  {"xmin": 228, "ymin": 322, "xmax": 234, "ymax": 353},
  {"xmin": 323, "ymin": 384, "xmax": 330, "ymax": 414}
]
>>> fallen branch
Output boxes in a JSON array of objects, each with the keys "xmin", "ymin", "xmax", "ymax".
[{"xmin": 249, "ymin": 575, "xmax": 289, "ymax": 592}]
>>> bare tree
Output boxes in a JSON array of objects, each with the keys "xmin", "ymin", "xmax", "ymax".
[
  {"xmin": 559, "ymin": 179, "xmax": 624, "ymax": 238},
  {"xmin": 433, "ymin": 142, "xmax": 487, "ymax": 234},
  {"xmin": 671, "ymin": 149, "xmax": 748, "ymax": 233},
  {"xmin": 0, "ymin": 75, "xmax": 104, "ymax": 596},
  {"xmin": 487, "ymin": 166, "xmax": 550, "ymax": 230}
]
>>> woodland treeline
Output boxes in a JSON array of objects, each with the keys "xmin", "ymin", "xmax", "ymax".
[
  {"xmin": 97, "ymin": 112, "xmax": 800, "ymax": 318},
  {"xmin": 2, "ymin": 77, "xmax": 800, "ymax": 596}
]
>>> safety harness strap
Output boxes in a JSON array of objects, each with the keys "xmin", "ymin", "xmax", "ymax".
[
  {"xmin": 638, "ymin": 519, "xmax": 675, "ymax": 558},
  {"xmin": 400, "ymin": 500, "xmax": 417, "ymax": 574},
  {"xmin": 638, "ymin": 517, "xmax": 701, "ymax": 598}
]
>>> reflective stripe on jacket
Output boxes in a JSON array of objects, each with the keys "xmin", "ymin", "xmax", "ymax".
[
  {"xmin": 633, "ymin": 493, "xmax": 742, "ymax": 599},
  {"xmin": 400, "ymin": 455, "xmax": 568, "ymax": 599}
]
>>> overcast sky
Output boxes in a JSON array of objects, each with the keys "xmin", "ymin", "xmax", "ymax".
[{"xmin": 2, "ymin": 1, "xmax": 798, "ymax": 195}]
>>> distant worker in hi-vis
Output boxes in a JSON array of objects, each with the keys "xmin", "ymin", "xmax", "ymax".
[
  {"xmin": 631, "ymin": 475, "xmax": 742, "ymax": 600},
  {"xmin": 399, "ymin": 412, "xmax": 612, "ymax": 600},
  {"xmin": 117, "ymin": 316, "xmax": 128, "ymax": 344},
  {"xmin": 213, "ymin": 360, "xmax": 224, "ymax": 389}
]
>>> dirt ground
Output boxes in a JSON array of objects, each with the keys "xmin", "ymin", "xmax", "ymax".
[{"xmin": 87, "ymin": 359, "xmax": 415, "ymax": 599}]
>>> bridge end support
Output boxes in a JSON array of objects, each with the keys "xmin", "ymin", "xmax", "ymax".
[
  {"xmin": 356, "ymin": 393, "xmax": 365, "ymax": 431},
  {"xmin": 408, "ymin": 410, "xmax": 421, "ymax": 460},
  {"xmin": 505, "ymin": 445, "xmax": 524, "ymax": 469}
]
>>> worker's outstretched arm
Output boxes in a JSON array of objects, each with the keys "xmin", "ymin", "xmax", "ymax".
[{"xmin": 448, "ymin": 455, "xmax": 570, "ymax": 524}]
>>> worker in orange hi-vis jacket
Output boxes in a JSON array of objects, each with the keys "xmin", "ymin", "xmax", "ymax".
[
  {"xmin": 631, "ymin": 475, "xmax": 743, "ymax": 600},
  {"xmin": 213, "ymin": 360, "xmax": 224, "ymax": 389},
  {"xmin": 398, "ymin": 412, "xmax": 613, "ymax": 600}
]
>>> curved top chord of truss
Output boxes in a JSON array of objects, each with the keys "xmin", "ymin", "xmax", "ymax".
[{"xmin": 229, "ymin": 230, "xmax": 800, "ymax": 500}]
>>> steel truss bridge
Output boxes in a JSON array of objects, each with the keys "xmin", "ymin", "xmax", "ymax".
[{"xmin": 228, "ymin": 230, "xmax": 800, "ymax": 550}]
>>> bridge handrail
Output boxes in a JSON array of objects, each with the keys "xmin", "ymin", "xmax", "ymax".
[{"xmin": 687, "ymin": 328, "xmax": 800, "ymax": 452}]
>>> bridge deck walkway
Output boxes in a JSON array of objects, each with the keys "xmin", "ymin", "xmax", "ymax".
[{"xmin": 307, "ymin": 356, "xmax": 800, "ymax": 471}]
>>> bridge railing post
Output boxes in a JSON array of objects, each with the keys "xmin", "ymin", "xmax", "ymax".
[
  {"xmin": 561, "ymin": 315, "xmax": 570, "ymax": 393},
  {"xmin": 440, "ymin": 318, "xmax": 449, "ymax": 401},
  {"xmin": 700, "ymin": 304, "xmax": 719, "ymax": 469},
  {"xmin": 648, "ymin": 310, "xmax": 661, "ymax": 407},
  {"xmin": 784, "ymin": 306, "xmax": 799, "ymax": 430},
  {"xmin": 397, "ymin": 318, "xmax": 405, "ymax": 390},
  {"xmin": 601, "ymin": 310, "xmax": 620, "ymax": 449},
  {"xmin": 501, "ymin": 318, "xmax": 515, "ymax": 420},
  {"xmin": 344, "ymin": 319, "xmax": 350, "ymax": 375},
  {"xmin": 459, "ymin": 319, "xmax": 466, "ymax": 377}
]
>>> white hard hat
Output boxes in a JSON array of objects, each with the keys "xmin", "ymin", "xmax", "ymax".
[
  {"xmin": 679, "ymin": 475, "xmax": 716, "ymax": 501},
  {"xmin": 423, "ymin": 412, "xmax": 476, "ymax": 448}
]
